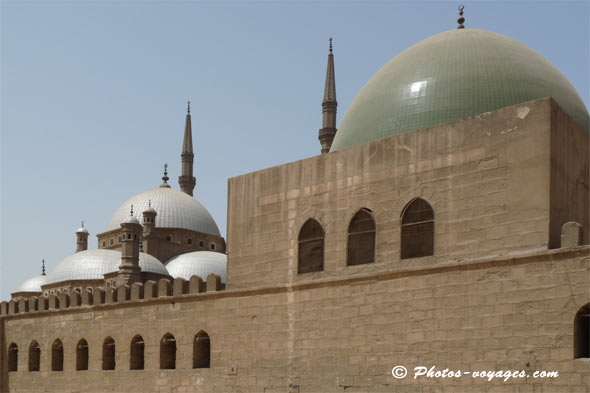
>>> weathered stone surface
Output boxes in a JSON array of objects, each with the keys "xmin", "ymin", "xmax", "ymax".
[{"xmin": 562, "ymin": 221, "xmax": 584, "ymax": 248}]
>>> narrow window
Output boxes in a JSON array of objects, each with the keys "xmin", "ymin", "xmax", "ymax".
[
  {"xmin": 118, "ymin": 236, "xmax": 122, "ymax": 242},
  {"xmin": 102, "ymin": 241, "xmax": 106, "ymax": 247},
  {"xmin": 574, "ymin": 303, "xmax": 590, "ymax": 359},
  {"xmin": 400, "ymin": 198, "xmax": 434, "ymax": 259},
  {"xmin": 188, "ymin": 238, "xmax": 193, "ymax": 245},
  {"xmin": 199, "ymin": 240, "xmax": 204, "ymax": 248},
  {"xmin": 210, "ymin": 243, "xmax": 216, "ymax": 250},
  {"xmin": 29, "ymin": 341, "xmax": 40, "ymax": 371},
  {"xmin": 102, "ymin": 337, "xmax": 115, "ymax": 370},
  {"xmin": 165, "ymin": 235, "xmax": 172, "ymax": 242},
  {"xmin": 110, "ymin": 239, "xmax": 114, "ymax": 245},
  {"xmin": 76, "ymin": 339, "xmax": 88, "ymax": 371},
  {"xmin": 193, "ymin": 331, "xmax": 210, "ymax": 369},
  {"xmin": 298, "ymin": 219, "xmax": 324, "ymax": 274},
  {"xmin": 51, "ymin": 339, "xmax": 64, "ymax": 371},
  {"xmin": 160, "ymin": 333, "xmax": 176, "ymax": 370},
  {"xmin": 8, "ymin": 343, "xmax": 17, "ymax": 372},
  {"xmin": 347, "ymin": 209, "xmax": 376, "ymax": 266},
  {"xmin": 130, "ymin": 335, "xmax": 144, "ymax": 370}
]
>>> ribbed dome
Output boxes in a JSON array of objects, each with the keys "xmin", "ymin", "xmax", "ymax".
[
  {"xmin": 15, "ymin": 275, "xmax": 48, "ymax": 293},
  {"xmin": 106, "ymin": 187, "xmax": 220, "ymax": 236},
  {"xmin": 165, "ymin": 251, "xmax": 226, "ymax": 283},
  {"xmin": 331, "ymin": 29, "xmax": 589, "ymax": 152},
  {"xmin": 45, "ymin": 249, "xmax": 169, "ymax": 285}
]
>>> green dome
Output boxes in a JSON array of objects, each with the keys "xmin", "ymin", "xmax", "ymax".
[{"xmin": 330, "ymin": 29, "xmax": 589, "ymax": 152}]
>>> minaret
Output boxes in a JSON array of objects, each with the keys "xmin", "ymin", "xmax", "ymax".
[
  {"xmin": 76, "ymin": 221, "xmax": 89, "ymax": 253},
  {"xmin": 142, "ymin": 200, "xmax": 157, "ymax": 236},
  {"xmin": 318, "ymin": 38, "xmax": 338, "ymax": 154},
  {"xmin": 179, "ymin": 101, "xmax": 196, "ymax": 196},
  {"xmin": 117, "ymin": 205, "xmax": 142, "ymax": 286}
]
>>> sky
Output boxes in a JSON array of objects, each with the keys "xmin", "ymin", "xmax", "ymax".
[{"xmin": 1, "ymin": 1, "xmax": 588, "ymax": 301}]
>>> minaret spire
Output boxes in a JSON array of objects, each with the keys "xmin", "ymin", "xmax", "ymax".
[
  {"xmin": 318, "ymin": 38, "xmax": 338, "ymax": 154},
  {"xmin": 41, "ymin": 259, "xmax": 46, "ymax": 276},
  {"xmin": 179, "ymin": 100, "xmax": 196, "ymax": 196}
]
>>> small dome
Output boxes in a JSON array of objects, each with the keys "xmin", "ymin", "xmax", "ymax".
[
  {"xmin": 143, "ymin": 206, "xmax": 157, "ymax": 214},
  {"xmin": 106, "ymin": 188, "xmax": 220, "ymax": 236},
  {"xmin": 123, "ymin": 215, "xmax": 140, "ymax": 225},
  {"xmin": 76, "ymin": 227, "xmax": 89, "ymax": 234},
  {"xmin": 14, "ymin": 275, "xmax": 48, "ymax": 293},
  {"xmin": 331, "ymin": 29, "xmax": 589, "ymax": 151},
  {"xmin": 45, "ymin": 249, "xmax": 169, "ymax": 285},
  {"xmin": 165, "ymin": 251, "xmax": 226, "ymax": 283}
]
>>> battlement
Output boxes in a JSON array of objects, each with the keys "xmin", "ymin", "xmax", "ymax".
[{"xmin": 0, "ymin": 274, "xmax": 223, "ymax": 316}]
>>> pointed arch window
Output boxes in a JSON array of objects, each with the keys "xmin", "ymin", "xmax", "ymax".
[
  {"xmin": 160, "ymin": 333, "xmax": 176, "ymax": 369},
  {"xmin": 51, "ymin": 339, "xmax": 63, "ymax": 371},
  {"xmin": 29, "ymin": 341, "xmax": 40, "ymax": 371},
  {"xmin": 102, "ymin": 337, "xmax": 115, "ymax": 370},
  {"xmin": 8, "ymin": 343, "xmax": 17, "ymax": 372},
  {"xmin": 193, "ymin": 331, "xmax": 210, "ymax": 369},
  {"xmin": 574, "ymin": 303, "xmax": 590, "ymax": 359},
  {"xmin": 298, "ymin": 219, "xmax": 324, "ymax": 274},
  {"xmin": 130, "ymin": 335, "xmax": 144, "ymax": 370},
  {"xmin": 401, "ymin": 198, "xmax": 434, "ymax": 259},
  {"xmin": 76, "ymin": 339, "xmax": 89, "ymax": 371},
  {"xmin": 347, "ymin": 209, "xmax": 376, "ymax": 266}
]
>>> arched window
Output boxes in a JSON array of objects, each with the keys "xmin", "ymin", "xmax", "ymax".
[
  {"xmin": 51, "ymin": 339, "xmax": 64, "ymax": 371},
  {"xmin": 8, "ymin": 343, "xmax": 17, "ymax": 372},
  {"xmin": 160, "ymin": 333, "xmax": 176, "ymax": 370},
  {"xmin": 574, "ymin": 303, "xmax": 590, "ymax": 359},
  {"xmin": 347, "ymin": 209, "xmax": 376, "ymax": 266},
  {"xmin": 76, "ymin": 339, "xmax": 88, "ymax": 371},
  {"xmin": 193, "ymin": 331, "xmax": 210, "ymax": 369},
  {"xmin": 130, "ymin": 335, "xmax": 144, "ymax": 370},
  {"xmin": 102, "ymin": 337, "xmax": 115, "ymax": 370},
  {"xmin": 29, "ymin": 341, "xmax": 40, "ymax": 371},
  {"xmin": 401, "ymin": 198, "xmax": 434, "ymax": 259},
  {"xmin": 298, "ymin": 219, "xmax": 324, "ymax": 274}
]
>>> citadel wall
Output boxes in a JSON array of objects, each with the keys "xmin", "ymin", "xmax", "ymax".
[
  {"xmin": 1, "ymin": 247, "xmax": 588, "ymax": 393},
  {"xmin": 227, "ymin": 98, "xmax": 588, "ymax": 290}
]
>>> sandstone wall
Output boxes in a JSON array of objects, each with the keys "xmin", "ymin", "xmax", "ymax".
[
  {"xmin": 227, "ymin": 98, "xmax": 560, "ymax": 290},
  {"xmin": 2, "ymin": 247, "xmax": 589, "ymax": 393}
]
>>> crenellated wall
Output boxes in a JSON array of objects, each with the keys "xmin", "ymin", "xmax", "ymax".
[{"xmin": 1, "ymin": 247, "xmax": 589, "ymax": 393}]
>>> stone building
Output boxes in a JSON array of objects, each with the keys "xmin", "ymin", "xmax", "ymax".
[{"xmin": 1, "ymin": 11, "xmax": 589, "ymax": 393}]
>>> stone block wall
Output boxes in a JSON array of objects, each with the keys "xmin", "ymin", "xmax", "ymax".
[
  {"xmin": 227, "ymin": 98, "xmax": 569, "ymax": 290},
  {"xmin": 1, "ymin": 247, "xmax": 589, "ymax": 393}
]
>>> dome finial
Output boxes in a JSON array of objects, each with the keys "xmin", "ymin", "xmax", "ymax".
[
  {"xmin": 187, "ymin": 100, "xmax": 191, "ymax": 115},
  {"xmin": 148, "ymin": 199, "xmax": 152, "ymax": 208},
  {"xmin": 329, "ymin": 37, "xmax": 333, "ymax": 54},
  {"xmin": 130, "ymin": 204, "xmax": 134, "ymax": 216},
  {"xmin": 160, "ymin": 163, "xmax": 171, "ymax": 188},
  {"xmin": 457, "ymin": 5, "xmax": 465, "ymax": 29},
  {"xmin": 41, "ymin": 259, "xmax": 46, "ymax": 276},
  {"xmin": 81, "ymin": 220, "xmax": 84, "ymax": 228}
]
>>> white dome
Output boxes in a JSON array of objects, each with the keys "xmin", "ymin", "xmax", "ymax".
[
  {"xmin": 46, "ymin": 249, "xmax": 169, "ymax": 285},
  {"xmin": 106, "ymin": 188, "xmax": 220, "ymax": 236},
  {"xmin": 15, "ymin": 275, "xmax": 48, "ymax": 293},
  {"xmin": 165, "ymin": 251, "xmax": 226, "ymax": 283}
]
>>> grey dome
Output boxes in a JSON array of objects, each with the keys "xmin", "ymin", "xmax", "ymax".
[
  {"xmin": 165, "ymin": 251, "xmax": 226, "ymax": 283},
  {"xmin": 106, "ymin": 188, "xmax": 220, "ymax": 236},
  {"xmin": 46, "ymin": 249, "xmax": 169, "ymax": 285},
  {"xmin": 76, "ymin": 227, "xmax": 89, "ymax": 234},
  {"xmin": 15, "ymin": 275, "xmax": 48, "ymax": 293}
]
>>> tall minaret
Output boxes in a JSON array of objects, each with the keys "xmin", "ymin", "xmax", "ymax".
[
  {"xmin": 117, "ymin": 205, "xmax": 142, "ymax": 286},
  {"xmin": 318, "ymin": 38, "xmax": 338, "ymax": 154},
  {"xmin": 179, "ymin": 101, "xmax": 196, "ymax": 196},
  {"xmin": 76, "ymin": 221, "xmax": 89, "ymax": 253}
]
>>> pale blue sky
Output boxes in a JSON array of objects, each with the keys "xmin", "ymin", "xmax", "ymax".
[{"xmin": 1, "ymin": 1, "xmax": 588, "ymax": 300}]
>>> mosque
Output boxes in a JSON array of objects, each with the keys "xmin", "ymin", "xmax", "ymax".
[{"xmin": 1, "ymin": 8, "xmax": 589, "ymax": 393}]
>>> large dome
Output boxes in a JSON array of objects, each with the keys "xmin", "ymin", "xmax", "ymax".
[
  {"xmin": 330, "ymin": 29, "xmax": 589, "ymax": 152},
  {"xmin": 164, "ymin": 251, "xmax": 227, "ymax": 283},
  {"xmin": 45, "ymin": 249, "xmax": 169, "ymax": 285},
  {"xmin": 106, "ymin": 187, "xmax": 220, "ymax": 236}
]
